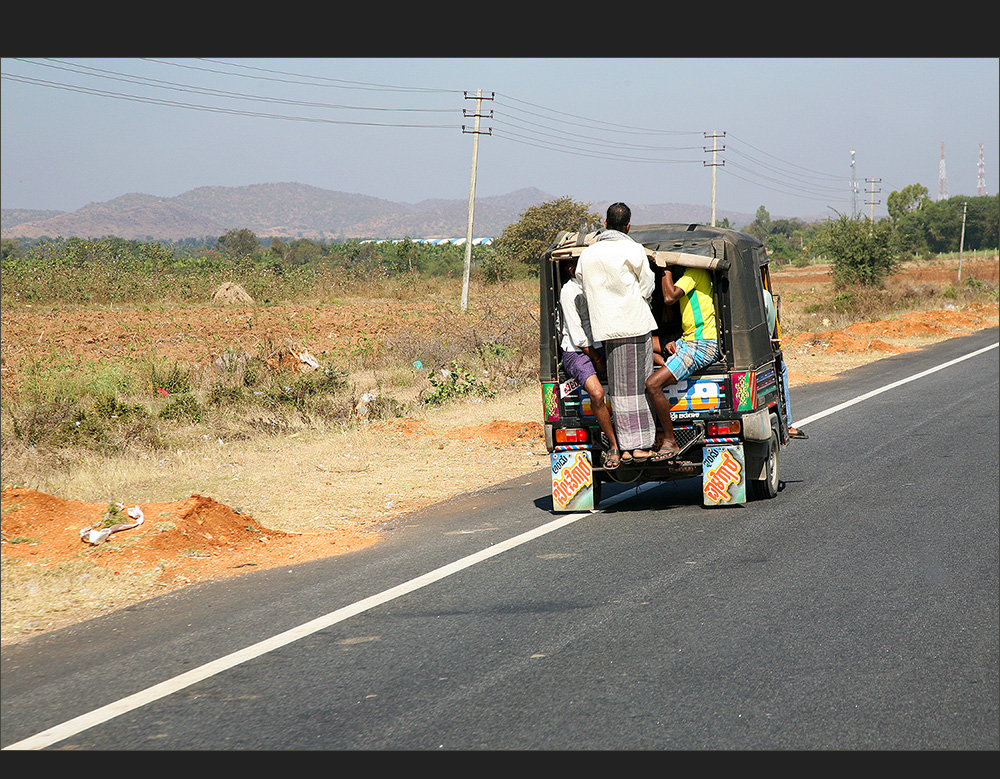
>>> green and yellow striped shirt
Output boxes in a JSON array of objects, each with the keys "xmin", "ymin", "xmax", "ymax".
[{"xmin": 674, "ymin": 268, "xmax": 717, "ymax": 341}]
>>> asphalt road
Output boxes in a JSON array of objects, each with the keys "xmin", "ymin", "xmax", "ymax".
[{"xmin": 3, "ymin": 329, "xmax": 998, "ymax": 750}]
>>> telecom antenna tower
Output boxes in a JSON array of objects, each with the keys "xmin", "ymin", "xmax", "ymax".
[
  {"xmin": 978, "ymin": 143, "xmax": 987, "ymax": 195},
  {"xmin": 938, "ymin": 141, "xmax": 948, "ymax": 201}
]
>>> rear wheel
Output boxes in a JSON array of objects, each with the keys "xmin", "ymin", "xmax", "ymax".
[{"xmin": 749, "ymin": 431, "xmax": 779, "ymax": 500}]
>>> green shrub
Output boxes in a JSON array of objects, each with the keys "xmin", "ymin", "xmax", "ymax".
[
  {"xmin": 148, "ymin": 361, "xmax": 192, "ymax": 396},
  {"xmin": 207, "ymin": 384, "xmax": 246, "ymax": 407},
  {"xmin": 158, "ymin": 395, "xmax": 202, "ymax": 423},
  {"xmin": 818, "ymin": 214, "xmax": 901, "ymax": 288},
  {"xmin": 423, "ymin": 362, "xmax": 496, "ymax": 406},
  {"xmin": 268, "ymin": 366, "xmax": 348, "ymax": 410}
]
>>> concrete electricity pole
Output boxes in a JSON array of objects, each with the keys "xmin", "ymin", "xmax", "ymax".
[
  {"xmin": 977, "ymin": 143, "xmax": 987, "ymax": 196},
  {"xmin": 704, "ymin": 132, "xmax": 725, "ymax": 226},
  {"xmin": 461, "ymin": 89, "xmax": 493, "ymax": 312},
  {"xmin": 959, "ymin": 201, "xmax": 968, "ymax": 282},
  {"xmin": 866, "ymin": 178, "xmax": 882, "ymax": 222},
  {"xmin": 851, "ymin": 150, "xmax": 859, "ymax": 217},
  {"xmin": 938, "ymin": 141, "xmax": 948, "ymax": 201}
]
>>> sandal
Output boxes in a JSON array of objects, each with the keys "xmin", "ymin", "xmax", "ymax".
[
  {"xmin": 603, "ymin": 449, "xmax": 621, "ymax": 470},
  {"xmin": 651, "ymin": 446, "xmax": 680, "ymax": 462},
  {"xmin": 789, "ymin": 427, "xmax": 809, "ymax": 440},
  {"xmin": 629, "ymin": 449, "xmax": 653, "ymax": 463}
]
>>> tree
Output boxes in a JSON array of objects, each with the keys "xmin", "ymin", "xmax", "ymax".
[
  {"xmin": 745, "ymin": 205, "xmax": 772, "ymax": 242},
  {"xmin": 216, "ymin": 228, "xmax": 262, "ymax": 261},
  {"xmin": 491, "ymin": 197, "xmax": 602, "ymax": 278},
  {"xmin": 920, "ymin": 195, "xmax": 999, "ymax": 254},
  {"xmin": 0, "ymin": 238, "xmax": 22, "ymax": 264},
  {"xmin": 817, "ymin": 213, "xmax": 901, "ymax": 288},
  {"xmin": 886, "ymin": 183, "xmax": 930, "ymax": 222},
  {"xmin": 759, "ymin": 216, "xmax": 810, "ymax": 265},
  {"xmin": 887, "ymin": 184, "xmax": 932, "ymax": 256}
]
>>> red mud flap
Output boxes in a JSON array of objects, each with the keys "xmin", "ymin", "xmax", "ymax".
[
  {"xmin": 550, "ymin": 450, "xmax": 594, "ymax": 512},
  {"xmin": 702, "ymin": 444, "xmax": 746, "ymax": 506}
]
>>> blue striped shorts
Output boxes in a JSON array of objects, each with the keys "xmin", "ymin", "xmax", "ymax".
[{"xmin": 664, "ymin": 339, "xmax": 719, "ymax": 381}]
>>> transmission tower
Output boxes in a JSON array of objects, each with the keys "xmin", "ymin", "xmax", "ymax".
[
  {"xmin": 978, "ymin": 143, "xmax": 988, "ymax": 196},
  {"xmin": 938, "ymin": 141, "xmax": 948, "ymax": 201}
]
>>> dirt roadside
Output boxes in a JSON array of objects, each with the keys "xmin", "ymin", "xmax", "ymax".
[{"xmin": 2, "ymin": 259, "xmax": 997, "ymax": 643}]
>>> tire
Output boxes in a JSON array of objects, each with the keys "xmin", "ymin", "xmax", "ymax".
[{"xmin": 749, "ymin": 430, "xmax": 779, "ymax": 500}]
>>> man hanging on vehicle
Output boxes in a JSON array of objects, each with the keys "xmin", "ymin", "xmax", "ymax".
[
  {"xmin": 558, "ymin": 255, "xmax": 623, "ymax": 469},
  {"xmin": 763, "ymin": 285, "xmax": 808, "ymax": 440},
  {"xmin": 645, "ymin": 265, "xmax": 720, "ymax": 459}
]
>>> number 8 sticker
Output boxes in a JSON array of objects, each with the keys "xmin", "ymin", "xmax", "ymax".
[{"xmin": 668, "ymin": 379, "xmax": 720, "ymax": 411}]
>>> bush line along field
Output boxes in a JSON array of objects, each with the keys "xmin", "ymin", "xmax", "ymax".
[
  {"xmin": 3, "ymin": 253, "xmax": 996, "ymax": 476},
  {"xmin": 1, "ymin": 253, "xmax": 997, "ymax": 493}
]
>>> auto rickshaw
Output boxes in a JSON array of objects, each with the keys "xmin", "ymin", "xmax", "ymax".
[{"xmin": 539, "ymin": 223, "xmax": 792, "ymax": 510}]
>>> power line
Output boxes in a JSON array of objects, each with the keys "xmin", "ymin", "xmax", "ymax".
[
  {"xmin": 493, "ymin": 93, "xmax": 702, "ymax": 137},
  {"xmin": 720, "ymin": 166, "xmax": 851, "ymax": 209},
  {"xmin": 0, "ymin": 73, "xmax": 457, "ymax": 130},
  {"xmin": 5, "ymin": 58, "xmax": 459, "ymax": 126},
  {"xmin": 491, "ymin": 127, "xmax": 704, "ymax": 164},
  {"xmin": 37, "ymin": 58, "xmax": 457, "ymax": 113},
  {"xmin": 2, "ymin": 58, "xmax": 884, "ymax": 213},
  {"xmin": 187, "ymin": 58, "xmax": 459, "ymax": 94},
  {"xmin": 488, "ymin": 97, "xmax": 854, "ymax": 205},
  {"xmin": 1, "ymin": 73, "xmax": 457, "ymax": 130},
  {"xmin": 724, "ymin": 161, "xmax": 848, "ymax": 198},
  {"xmin": 491, "ymin": 110, "xmax": 704, "ymax": 154},
  {"xmin": 726, "ymin": 133, "xmax": 846, "ymax": 183}
]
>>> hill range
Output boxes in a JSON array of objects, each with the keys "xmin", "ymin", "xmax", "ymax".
[{"xmin": 1, "ymin": 183, "xmax": 759, "ymax": 243}]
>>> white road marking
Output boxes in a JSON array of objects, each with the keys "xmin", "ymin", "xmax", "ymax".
[
  {"xmin": 792, "ymin": 341, "xmax": 998, "ymax": 428},
  {"xmin": 6, "ymin": 340, "xmax": 997, "ymax": 750},
  {"xmin": 5, "ymin": 509, "xmax": 601, "ymax": 751}
]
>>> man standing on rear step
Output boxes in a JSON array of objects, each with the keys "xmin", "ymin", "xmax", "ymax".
[
  {"xmin": 645, "ymin": 265, "xmax": 720, "ymax": 460},
  {"xmin": 577, "ymin": 202, "xmax": 659, "ymax": 464}
]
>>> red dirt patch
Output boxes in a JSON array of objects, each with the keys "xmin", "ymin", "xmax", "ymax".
[
  {"xmin": 1, "ymin": 488, "xmax": 379, "ymax": 587},
  {"xmin": 784, "ymin": 302, "xmax": 998, "ymax": 358},
  {"xmin": 445, "ymin": 420, "xmax": 543, "ymax": 446}
]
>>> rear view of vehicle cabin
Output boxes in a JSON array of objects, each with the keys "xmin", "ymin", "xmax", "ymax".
[{"xmin": 540, "ymin": 223, "xmax": 792, "ymax": 510}]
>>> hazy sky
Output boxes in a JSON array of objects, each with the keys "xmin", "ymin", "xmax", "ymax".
[{"xmin": 2, "ymin": 57, "xmax": 997, "ymax": 222}]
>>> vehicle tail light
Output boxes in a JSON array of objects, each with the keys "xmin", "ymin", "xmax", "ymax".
[
  {"xmin": 708, "ymin": 420, "xmax": 741, "ymax": 436},
  {"xmin": 555, "ymin": 427, "xmax": 588, "ymax": 443}
]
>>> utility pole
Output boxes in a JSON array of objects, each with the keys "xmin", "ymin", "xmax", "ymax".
[
  {"xmin": 977, "ymin": 143, "xmax": 987, "ymax": 196},
  {"xmin": 866, "ymin": 178, "xmax": 882, "ymax": 222},
  {"xmin": 461, "ymin": 89, "xmax": 493, "ymax": 312},
  {"xmin": 938, "ymin": 141, "xmax": 948, "ymax": 201},
  {"xmin": 958, "ymin": 201, "xmax": 968, "ymax": 282},
  {"xmin": 850, "ymin": 150, "xmax": 859, "ymax": 218},
  {"xmin": 704, "ymin": 132, "xmax": 725, "ymax": 226}
]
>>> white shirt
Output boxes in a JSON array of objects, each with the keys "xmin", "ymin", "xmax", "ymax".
[
  {"xmin": 576, "ymin": 230, "xmax": 656, "ymax": 341},
  {"xmin": 763, "ymin": 288, "xmax": 777, "ymax": 335},
  {"xmin": 559, "ymin": 275, "xmax": 599, "ymax": 353}
]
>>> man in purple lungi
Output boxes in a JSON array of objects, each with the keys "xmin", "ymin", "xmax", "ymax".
[{"xmin": 576, "ymin": 202, "xmax": 659, "ymax": 463}]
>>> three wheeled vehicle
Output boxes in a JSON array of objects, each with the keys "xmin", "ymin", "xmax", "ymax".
[{"xmin": 540, "ymin": 223, "xmax": 792, "ymax": 510}]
